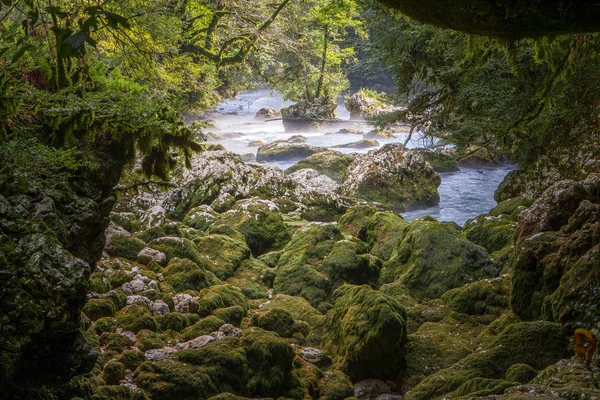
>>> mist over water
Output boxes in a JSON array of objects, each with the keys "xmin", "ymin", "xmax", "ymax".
[{"xmin": 208, "ymin": 89, "xmax": 514, "ymax": 226}]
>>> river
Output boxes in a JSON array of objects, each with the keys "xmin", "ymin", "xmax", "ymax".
[{"xmin": 207, "ymin": 89, "xmax": 514, "ymax": 226}]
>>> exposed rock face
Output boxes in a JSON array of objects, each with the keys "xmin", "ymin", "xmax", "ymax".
[
  {"xmin": 412, "ymin": 149, "xmax": 459, "ymax": 173},
  {"xmin": 285, "ymin": 151, "xmax": 356, "ymax": 183},
  {"xmin": 0, "ymin": 139, "xmax": 128, "ymax": 392},
  {"xmin": 256, "ymin": 140, "xmax": 327, "ymax": 162},
  {"xmin": 510, "ymin": 175, "xmax": 600, "ymax": 321},
  {"xmin": 338, "ymin": 144, "xmax": 441, "ymax": 212},
  {"xmin": 281, "ymin": 98, "xmax": 337, "ymax": 132},
  {"xmin": 288, "ymin": 169, "xmax": 339, "ymax": 195},
  {"xmin": 345, "ymin": 91, "xmax": 399, "ymax": 119},
  {"xmin": 379, "ymin": 0, "xmax": 600, "ymax": 40}
]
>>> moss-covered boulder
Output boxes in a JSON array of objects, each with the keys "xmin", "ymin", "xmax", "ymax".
[
  {"xmin": 213, "ymin": 198, "xmax": 290, "ymax": 256},
  {"xmin": 115, "ymin": 304, "xmax": 158, "ymax": 333},
  {"xmin": 110, "ymin": 212, "xmax": 141, "ymax": 233},
  {"xmin": 366, "ymin": 211, "xmax": 409, "ymax": 261},
  {"xmin": 226, "ymin": 258, "xmax": 272, "ymax": 300},
  {"xmin": 196, "ymin": 284, "xmax": 249, "ymax": 318},
  {"xmin": 182, "ymin": 316, "xmax": 226, "ymax": 341},
  {"xmin": 250, "ymin": 308, "xmax": 310, "ymax": 339},
  {"xmin": 285, "ymin": 151, "xmax": 355, "ymax": 183},
  {"xmin": 273, "ymin": 223, "xmax": 343, "ymax": 307},
  {"xmin": 102, "ymin": 361, "xmax": 125, "ymax": 385},
  {"xmin": 338, "ymin": 204, "xmax": 379, "ymax": 238},
  {"xmin": 322, "ymin": 237, "xmax": 381, "ymax": 290},
  {"xmin": 83, "ymin": 298, "xmax": 118, "ymax": 321},
  {"xmin": 162, "ymin": 259, "xmax": 221, "ymax": 293},
  {"xmin": 323, "ymin": 285, "xmax": 408, "ymax": 381},
  {"xmin": 338, "ymin": 144, "xmax": 441, "ymax": 212},
  {"xmin": 105, "ymin": 226, "xmax": 146, "ymax": 260},
  {"xmin": 148, "ymin": 236, "xmax": 205, "ymax": 266},
  {"xmin": 489, "ymin": 197, "xmax": 534, "ymax": 220},
  {"xmin": 381, "ymin": 217, "xmax": 498, "ymax": 298},
  {"xmin": 195, "ymin": 234, "xmax": 252, "ymax": 280},
  {"xmin": 135, "ymin": 330, "xmax": 303, "ymax": 400},
  {"xmin": 405, "ymin": 321, "xmax": 569, "ymax": 400},
  {"xmin": 463, "ymin": 214, "xmax": 516, "ymax": 254},
  {"xmin": 440, "ymin": 277, "xmax": 509, "ymax": 316},
  {"xmin": 182, "ymin": 205, "xmax": 220, "ymax": 231}
]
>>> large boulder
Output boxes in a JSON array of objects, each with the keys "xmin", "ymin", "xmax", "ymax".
[
  {"xmin": 344, "ymin": 91, "xmax": 398, "ymax": 119},
  {"xmin": 405, "ymin": 321, "xmax": 570, "ymax": 400},
  {"xmin": 412, "ymin": 149, "xmax": 459, "ymax": 173},
  {"xmin": 332, "ymin": 139, "xmax": 380, "ymax": 149},
  {"xmin": 510, "ymin": 175, "xmax": 600, "ymax": 321},
  {"xmin": 338, "ymin": 144, "xmax": 441, "ymax": 212},
  {"xmin": 281, "ymin": 98, "xmax": 337, "ymax": 132},
  {"xmin": 381, "ymin": 217, "xmax": 498, "ymax": 298},
  {"xmin": 285, "ymin": 151, "xmax": 355, "ymax": 183},
  {"xmin": 256, "ymin": 140, "xmax": 327, "ymax": 162},
  {"xmin": 211, "ymin": 198, "xmax": 290, "ymax": 256},
  {"xmin": 323, "ymin": 285, "xmax": 408, "ymax": 381}
]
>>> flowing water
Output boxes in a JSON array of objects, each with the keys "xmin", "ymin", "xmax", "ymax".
[{"xmin": 208, "ymin": 89, "xmax": 514, "ymax": 226}]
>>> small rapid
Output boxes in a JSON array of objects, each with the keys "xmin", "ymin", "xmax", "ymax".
[{"xmin": 207, "ymin": 89, "xmax": 514, "ymax": 226}]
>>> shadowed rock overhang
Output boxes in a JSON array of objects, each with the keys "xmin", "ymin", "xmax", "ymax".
[{"xmin": 379, "ymin": 0, "xmax": 600, "ymax": 39}]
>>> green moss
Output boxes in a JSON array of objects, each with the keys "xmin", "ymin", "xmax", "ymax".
[
  {"xmin": 242, "ymin": 329, "xmax": 302, "ymax": 399},
  {"xmin": 183, "ymin": 205, "xmax": 220, "ymax": 231},
  {"xmin": 118, "ymin": 349, "xmax": 146, "ymax": 371},
  {"xmin": 102, "ymin": 361, "xmax": 125, "ymax": 385},
  {"xmin": 89, "ymin": 273, "xmax": 111, "ymax": 294},
  {"xmin": 366, "ymin": 211, "xmax": 409, "ymax": 261},
  {"xmin": 452, "ymin": 377, "xmax": 516, "ymax": 397},
  {"xmin": 99, "ymin": 333, "xmax": 133, "ymax": 353},
  {"xmin": 94, "ymin": 317, "xmax": 118, "ymax": 334},
  {"xmin": 504, "ymin": 363, "xmax": 537, "ymax": 383},
  {"xmin": 212, "ymin": 305, "xmax": 246, "ymax": 326},
  {"xmin": 250, "ymin": 308, "xmax": 309, "ymax": 339},
  {"xmin": 109, "ymin": 271, "xmax": 133, "ymax": 289},
  {"xmin": 83, "ymin": 299, "xmax": 117, "ymax": 321},
  {"xmin": 162, "ymin": 258, "xmax": 221, "ymax": 293},
  {"xmin": 135, "ymin": 329, "xmax": 164, "ymax": 352},
  {"xmin": 322, "ymin": 237, "xmax": 381, "ymax": 290},
  {"xmin": 285, "ymin": 151, "xmax": 354, "ymax": 182},
  {"xmin": 208, "ymin": 393, "xmax": 248, "ymax": 400},
  {"xmin": 338, "ymin": 205, "xmax": 378, "ymax": 238},
  {"xmin": 105, "ymin": 289, "xmax": 128, "ymax": 311},
  {"xmin": 406, "ymin": 321, "xmax": 570, "ymax": 400},
  {"xmin": 212, "ymin": 199, "xmax": 290, "ymax": 256},
  {"xmin": 115, "ymin": 304, "xmax": 158, "ymax": 333},
  {"xmin": 463, "ymin": 214, "xmax": 516, "ymax": 253},
  {"xmin": 91, "ymin": 385, "xmax": 137, "ymax": 400},
  {"xmin": 323, "ymin": 284, "xmax": 408, "ymax": 381},
  {"xmin": 148, "ymin": 236, "xmax": 206, "ymax": 266},
  {"xmin": 182, "ymin": 316, "xmax": 226, "ymax": 341},
  {"xmin": 107, "ymin": 235, "xmax": 146, "ymax": 260},
  {"xmin": 382, "ymin": 217, "xmax": 498, "ymax": 299},
  {"xmin": 273, "ymin": 223, "xmax": 343, "ymax": 307},
  {"xmin": 110, "ymin": 212, "xmax": 141, "ymax": 233},
  {"xmin": 195, "ymin": 234, "xmax": 252, "ymax": 280},
  {"xmin": 441, "ymin": 277, "xmax": 509, "ymax": 316},
  {"xmin": 197, "ymin": 284, "xmax": 249, "ymax": 318},
  {"xmin": 318, "ymin": 369, "xmax": 354, "ymax": 400},
  {"xmin": 257, "ymin": 250, "xmax": 282, "ymax": 268},
  {"xmin": 156, "ymin": 312, "xmax": 194, "ymax": 332},
  {"xmin": 403, "ymin": 317, "xmax": 475, "ymax": 389},
  {"xmin": 489, "ymin": 198, "xmax": 534, "ymax": 220},
  {"xmin": 137, "ymin": 226, "xmax": 166, "ymax": 243},
  {"xmin": 226, "ymin": 258, "xmax": 272, "ymax": 300}
]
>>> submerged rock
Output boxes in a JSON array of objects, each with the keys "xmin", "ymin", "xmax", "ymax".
[{"xmin": 338, "ymin": 144, "xmax": 441, "ymax": 212}]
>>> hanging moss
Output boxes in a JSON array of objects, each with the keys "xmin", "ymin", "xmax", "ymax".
[{"xmin": 323, "ymin": 284, "xmax": 408, "ymax": 381}]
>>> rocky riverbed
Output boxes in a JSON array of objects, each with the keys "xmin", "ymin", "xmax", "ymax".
[{"xmin": 42, "ymin": 144, "xmax": 598, "ymax": 399}]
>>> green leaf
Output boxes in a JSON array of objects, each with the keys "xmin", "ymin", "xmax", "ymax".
[
  {"xmin": 99, "ymin": 11, "xmax": 131, "ymax": 29},
  {"xmin": 11, "ymin": 44, "xmax": 33, "ymax": 63}
]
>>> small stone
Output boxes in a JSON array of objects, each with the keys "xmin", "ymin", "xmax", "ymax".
[
  {"xmin": 150, "ymin": 300, "xmax": 170, "ymax": 316},
  {"xmin": 121, "ymin": 331, "xmax": 137, "ymax": 342},
  {"xmin": 126, "ymin": 295, "xmax": 151, "ymax": 306},
  {"xmin": 219, "ymin": 323, "xmax": 242, "ymax": 337},
  {"xmin": 122, "ymin": 279, "xmax": 146, "ymax": 295},
  {"xmin": 354, "ymin": 379, "xmax": 392, "ymax": 400},
  {"xmin": 210, "ymin": 331, "xmax": 226, "ymax": 340},
  {"xmin": 144, "ymin": 347, "xmax": 177, "ymax": 362},
  {"xmin": 148, "ymin": 280, "xmax": 159, "ymax": 291},
  {"xmin": 137, "ymin": 247, "xmax": 167, "ymax": 266},
  {"xmin": 299, "ymin": 347, "xmax": 330, "ymax": 367},
  {"xmin": 176, "ymin": 335, "xmax": 215, "ymax": 350}
]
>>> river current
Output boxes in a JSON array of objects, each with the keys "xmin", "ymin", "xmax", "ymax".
[{"xmin": 207, "ymin": 89, "xmax": 514, "ymax": 227}]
